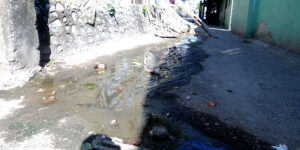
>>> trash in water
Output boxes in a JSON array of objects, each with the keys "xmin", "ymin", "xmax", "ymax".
[
  {"xmin": 149, "ymin": 125, "xmax": 169, "ymax": 140},
  {"xmin": 186, "ymin": 96, "xmax": 191, "ymax": 100},
  {"xmin": 95, "ymin": 64, "xmax": 106, "ymax": 70},
  {"xmin": 135, "ymin": 85, "xmax": 143, "ymax": 89},
  {"xmin": 43, "ymin": 96, "xmax": 55, "ymax": 104},
  {"xmin": 115, "ymin": 108, "xmax": 123, "ymax": 112},
  {"xmin": 208, "ymin": 101, "xmax": 215, "ymax": 107},
  {"xmin": 132, "ymin": 62, "xmax": 142, "ymax": 67},
  {"xmin": 272, "ymin": 144, "xmax": 288, "ymax": 150},
  {"xmin": 110, "ymin": 120, "xmax": 118, "ymax": 126},
  {"xmin": 37, "ymin": 88, "xmax": 45, "ymax": 92},
  {"xmin": 189, "ymin": 36, "xmax": 198, "ymax": 42},
  {"xmin": 95, "ymin": 63, "xmax": 107, "ymax": 74},
  {"xmin": 118, "ymin": 87, "xmax": 124, "ymax": 91}
]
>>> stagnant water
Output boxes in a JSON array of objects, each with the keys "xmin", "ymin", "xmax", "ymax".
[{"xmin": 0, "ymin": 36, "xmax": 230, "ymax": 149}]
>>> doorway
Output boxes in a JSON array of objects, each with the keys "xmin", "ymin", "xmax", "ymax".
[{"xmin": 199, "ymin": 0, "xmax": 224, "ymax": 25}]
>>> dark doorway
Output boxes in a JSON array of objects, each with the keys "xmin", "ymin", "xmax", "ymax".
[
  {"xmin": 200, "ymin": 0, "xmax": 223, "ymax": 25},
  {"xmin": 34, "ymin": 0, "xmax": 51, "ymax": 67}
]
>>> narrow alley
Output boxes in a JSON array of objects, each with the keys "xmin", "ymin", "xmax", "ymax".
[{"xmin": 0, "ymin": 0, "xmax": 299, "ymax": 150}]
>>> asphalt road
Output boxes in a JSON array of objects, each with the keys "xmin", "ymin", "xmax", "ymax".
[{"xmin": 179, "ymin": 27, "xmax": 300, "ymax": 149}]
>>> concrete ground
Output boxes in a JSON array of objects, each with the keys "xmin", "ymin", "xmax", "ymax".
[{"xmin": 178, "ymin": 27, "xmax": 300, "ymax": 149}]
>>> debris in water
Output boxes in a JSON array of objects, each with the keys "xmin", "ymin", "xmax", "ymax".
[
  {"xmin": 110, "ymin": 120, "xmax": 118, "ymax": 126},
  {"xmin": 166, "ymin": 113, "xmax": 170, "ymax": 117},
  {"xmin": 190, "ymin": 91, "xmax": 197, "ymax": 95},
  {"xmin": 127, "ymin": 138, "xmax": 141, "ymax": 146},
  {"xmin": 149, "ymin": 125, "xmax": 169, "ymax": 140},
  {"xmin": 118, "ymin": 87, "xmax": 124, "ymax": 91},
  {"xmin": 87, "ymin": 93, "xmax": 94, "ymax": 98},
  {"xmin": 208, "ymin": 101, "xmax": 215, "ymax": 107},
  {"xmin": 95, "ymin": 63, "xmax": 107, "ymax": 74},
  {"xmin": 48, "ymin": 60, "xmax": 56, "ymax": 65},
  {"xmin": 43, "ymin": 96, "xmax": 55, "ymax": 104},
  {"xmin": 135, "ymin": 85, "xmax": 143, "ymax": 89},
  {"xmin": 59, "ymin": 84, "xmax": 66, "ymax": 88},
  {"xmin": 37, "ymin": 88, "xmax": 45, "ymax": 93},
  {"xmin": 115, "ymin": 108, "xmax": 123, "ymax": 112},
  {"xmin": 95, "ymin": 64, "xmax": 106, "ymax": 70},
  {"xmin": 226, "ymin": 89, "xmax": 233, "ymax": 93},
  {"xmin": 49, "ymin": 91, "xmax": 56, "ymax": 96},
  {"xmin": 132, "ymin": 62, "xmax": 142, "ymax": 67},
  {"xmin": 154, "ymin": 68, "xmax": 160, "ymax": 74},
  {"xmin": 272, "ymin": 144, "xmax": 288, "ymax": 150},
  {"xmin": 186, "ymin": 96, "xmax": 191, "ymax": 101},
  {"xmin": 84, "ymin": 83, "xmax": 96, "ymax": 90}
]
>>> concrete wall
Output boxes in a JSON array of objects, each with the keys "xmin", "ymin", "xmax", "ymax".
[
  {"xmin": 46, "ymin": 0, "xmax": 188, "ymax": 59},
  {"xmin": 253, "ymin": 0, "xmax": 300, "ymax": 53},
  {"xmin": 0, "ymin": 0, "xmax": 39, "ymax": 68},
  {"xmin": 0, "ymin": 1, "xmax": 11, "ymax": 65},
  {"xmin": 10, "ymin": 0, "xmax": 40, "ymax": 68},
  {"xmin": 219, "ymin": 0, "xmax": 233, "ymax": 28},
  {"xmin": 0, "ymin": 0, "xmax": 190, "ymax": 89},
  {"xmin": 230, "ymin": 0, "xmax": 251, "ymax": 37},
  {"xmin": 223, "ymin": 0, "xmax": 300, "ymax": 53}
]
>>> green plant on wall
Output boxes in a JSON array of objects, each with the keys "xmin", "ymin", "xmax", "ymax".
[
  {"xmin": 108, "ymin": 4, "xmax": 116, "ymax": 16},
  {"xmin": 197, "ymin": 2, "xmax": 202, "ymax": 9},
  {"xmin": 142, "ymin": 5, "xmax": 148, "ymax": 15},
  {"xmin": 154, "ymin": 5, "xmax": 159, "ymax": 10}
]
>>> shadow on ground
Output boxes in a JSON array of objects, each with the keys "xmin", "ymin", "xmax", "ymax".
[
  {"xmin": 138, "ymin": 33, "xmax": 272, "ymax": 150},
  {"xmin": 81, "ymin": 30, "xmax": 273, "ymax": 150}
]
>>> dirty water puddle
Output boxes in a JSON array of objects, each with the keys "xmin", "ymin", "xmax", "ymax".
[{"xmin": 0, "ymin": 36, "xmax": 228, "ymax": 149}]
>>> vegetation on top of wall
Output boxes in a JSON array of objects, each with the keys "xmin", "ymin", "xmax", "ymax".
[
  {"xmin": 48, "ymin": 60, "xmax": 56, "ymax": 65},
  {"xmin": 142, "ymin": 5, "xmax": 148, "ymax": 15},
  {"xmin": 154, "ymin": 5, "xmax": 159, "ymax": 10},
  {"xmin": 107, "ymin": 4, "xmax": 116, "ymax": 16},
  {"xmin": 197, "ymin": 2, "xmax": 202, "ymax": 9}
]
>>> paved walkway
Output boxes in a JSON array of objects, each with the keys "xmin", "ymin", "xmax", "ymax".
[{"xmin": 182, "ymin": 27, "xmax": 300, "ymax": 149}]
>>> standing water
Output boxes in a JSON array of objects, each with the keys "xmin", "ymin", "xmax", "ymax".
[{"xmin": 0, "ymin": 36, "xmax": 230, "ymax": 149}]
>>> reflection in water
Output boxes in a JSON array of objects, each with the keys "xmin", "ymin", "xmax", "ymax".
[{"xmin": 0, "ymin": 36, "xmax": 228, "ymax": 149}]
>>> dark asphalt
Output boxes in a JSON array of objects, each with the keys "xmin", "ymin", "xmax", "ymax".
[{"xmin": 179, "ymin": 27, "xmax": 300, "ymax": 149}]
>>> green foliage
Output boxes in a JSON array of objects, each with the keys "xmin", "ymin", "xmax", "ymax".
[
  {"xmin": 48, "ymin": 60, "xmax": 56, "ymax": 65},
  {"xmin": 142, "ymin": 5, "xmax": 148, "ymax": 14},
  {"xmin": 190, "ymin": 91, "xmax": 197, "ymax": 95},
  {"xmin": 197, "ymin": 2, "xmax": 201, "ymax": 9},
  {"xmin": 153, "ymin": 5, "xmax": 159, "ymax": 12},
  {"xmin": 107, "ymin": 4, "xmax": 116, "ymax": 16},
  {"xmin": 176, "ymin": 8, "xmax": 183, "ymax": 13},
  {"xmin": 84, "ymin": 83, "xmax": 96, "ymax": 90}
]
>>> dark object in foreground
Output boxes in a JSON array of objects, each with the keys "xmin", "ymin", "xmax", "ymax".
[{"xmin": 81, "ymin": 134, "xmax": 120, "ymax": 150}]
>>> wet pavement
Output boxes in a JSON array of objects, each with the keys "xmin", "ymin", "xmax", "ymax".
[{"xmin": 0, "ymin": 35, "xmax": 230, "ymax": 149}]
